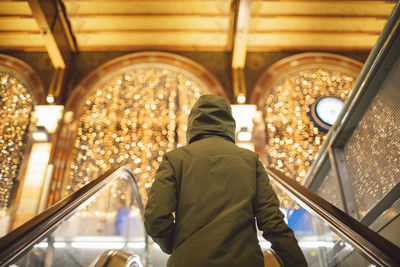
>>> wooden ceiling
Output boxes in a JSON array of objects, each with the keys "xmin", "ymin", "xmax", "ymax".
[{"xmin": 0, "ymin": 0, "xmax": 396, "ymax": 53}]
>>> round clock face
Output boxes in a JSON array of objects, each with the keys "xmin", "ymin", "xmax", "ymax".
[
  {"xmin": 310, "ymin": 96, "xmax": 344, "ymax": 131},
  {"xmin": 315, "ymin": 97, "xmax": 344, "ymax": 126}
]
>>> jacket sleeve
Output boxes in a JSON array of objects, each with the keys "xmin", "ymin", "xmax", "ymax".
[
  {"xmin": 144, "ymin": 155, "xmax": 176, "ymax": 254},
  {"xmin": 254, "ymin": 159, "xmax": 307, "ymax": 267}
]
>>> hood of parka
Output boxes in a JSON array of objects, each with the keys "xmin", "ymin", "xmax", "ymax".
[{"xmin": 186, "ymin": 94, "xmax": 236, "ymax": 144}]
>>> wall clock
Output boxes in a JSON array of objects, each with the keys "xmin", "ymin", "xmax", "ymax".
[{"xmin": 310, "ymin": 96, "xmax": 344, "ymax": 132}]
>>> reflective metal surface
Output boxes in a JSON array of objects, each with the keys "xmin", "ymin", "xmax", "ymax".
[
  {"xmin": 303, "ymin": 2, "xmax": 400, "ymax": 230},
  {"xmin": 93, "ymin": 250, "xmax": 143, "ymax": 267},
  {"xmin": 263, "ymin": 249, "xmax": 282, "ymax": 267}
]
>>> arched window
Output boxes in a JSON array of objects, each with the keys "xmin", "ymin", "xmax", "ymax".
[
  {"xmin": 251, "ymin": 53, "xmax": 362, "ymax": 184},
  {"xmin": 0, "ymin": 54, "xmax": 44, "ymax": 214},
  {"xmin": 60, "ymin": 52, "xmax": 225, "ymax": 201}
]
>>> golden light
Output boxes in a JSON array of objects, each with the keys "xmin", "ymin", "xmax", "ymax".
[
  {"xmin": 66, "ymin": 67, "xmax": 211, "ymax": 202},
  {"xmin": 262, "ymin": 68, "xmax": 356, "ymax": 183},
  {"xmin": 232, "ymin": 104, "xmax": 260, "ymax": 151},
  {"xmin": 0, "ymin": 71, "xmax": 33, "ymax": 212},
  {"xmin": 33, "ymin": 105, "xmax": 64, "ymax": 133}
]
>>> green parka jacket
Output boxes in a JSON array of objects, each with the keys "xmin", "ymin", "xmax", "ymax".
[{"xmin": 144, "ymin": 95, "xmax": 307, "ymax": 267}]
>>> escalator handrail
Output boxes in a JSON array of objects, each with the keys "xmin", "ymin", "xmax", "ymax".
[
  {"xmin": 266, "ymin": 166, "xmax": 400, "ymax": 267},
  {"xmin": 0, "ymin": 166, "xmax": 147, "ymax": 266}
]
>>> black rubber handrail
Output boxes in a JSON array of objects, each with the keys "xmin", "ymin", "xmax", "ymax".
[
  {"xmin": 266, "ymin": 166, "xmax": 400, "ymax": 266},
  {"xmin": 0, "ymin": 166, "xmax": 147, "ymax": 266}
]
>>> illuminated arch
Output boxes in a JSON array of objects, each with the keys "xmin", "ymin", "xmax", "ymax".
[
  {"xmin": 251, "ymin": 53, "xmax": 362, "ymax": 184},
  {"xmin": 0, "ymin": 54, "xmax": 45, "ymax": 104},
  {"xmin": 57, "ymin": 52, "xmax": 226, "ymax": 201},
  {"xmin": 0, "ymin": 54, "xmax": 45, "ymax": 212}
]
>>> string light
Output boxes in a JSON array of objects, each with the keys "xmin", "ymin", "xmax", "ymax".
[
  {"xmin": 66, "ymin": 67, "xmax": 209, "ymax": 203},
  {"xmin": 0, "ymin": 72, "xmax": 33, "ymax": 211},
  {"xmin": 344, "ymin": 88, "xmax": 400, "ymax": 217},
  {"xmin": 262, "ymin": 68, "xmax": 355, "ymax": 206}
]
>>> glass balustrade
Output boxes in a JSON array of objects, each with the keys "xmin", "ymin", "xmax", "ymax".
[
  {"xmin": 265, "ymin": 179, "xmax": 381, "ymax": 267},
  {"xmin": 9, "ymin": 170, "xmax": 147, "ymax": 267}
]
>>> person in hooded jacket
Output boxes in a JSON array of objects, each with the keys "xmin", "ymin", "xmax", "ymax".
[{"xmin": 144, "ymin": 94, "xmax": 307, "ymax": 267}]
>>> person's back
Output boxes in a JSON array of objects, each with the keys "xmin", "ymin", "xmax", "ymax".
[{"xmin": 144, "ymin": 95, "xmax": 307, "ymax": 267}]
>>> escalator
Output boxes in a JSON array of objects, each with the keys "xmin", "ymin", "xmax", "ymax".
[
  {"xmin": 0, "ymin": 167, "xmax": 149, "ymax": 267},
  {"xmin": 1, "ymin": 2, "xmax": 400, "ymax": 267},
  {"xmin": 1, "ymin": 166, "xmax": 399, "ymax": 266},
  {"xmin": 265, "ymin": 167, "xmax": 400, "ymax": 266}
]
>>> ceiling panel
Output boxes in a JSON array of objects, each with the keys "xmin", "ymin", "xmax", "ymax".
[
  {"xmin": 251, "ymin": 1, "xmax": 395, "ymax": 17},
  {"xmin": 0, "ymin": 17, "xmax": 39, "ymax": 32},
  {"xmin": 69, "ymin": 15, "xmax": 228, "ymax": 32},
  {"xmin": 64, "ymin": 0, "xmax": 230, "ymax": 15},
  {"xmin": 75, "ymin": 31, "xmax": 227, "ymax": 51},
  {"xmin": 0, "ymin": 33, "xmax": 45, "ymax": 49},
  {"xmin": 250, "ymin": 17, "xmax": 387, "ymax": 33},
  {"xmin": 246, "ymin": 0, "xmax": 395, "ymax": 51},
  {"xmin": 0, "ymin": 2, "xmax": 32, "ymax": 16},
  {"xmin": 247, "ymin": 32, "xmax": 379, "ymax": 51},
  {"xmin": 0, "ymin": 1, "xmax": 43, "ymax": 51},
  {"xmin": 62, "ymin": 0, "xmax": 230, "ymax": 51},
  {"xmin": 0, "ymin": 0, "xmax": 396, "ymax": 52}
]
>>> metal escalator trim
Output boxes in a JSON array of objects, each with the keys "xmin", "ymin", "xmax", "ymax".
[
  {"xmin": 0, "ymin": 166, "xmax": 147, "ymax": 266},
  {"xmin": 266, "ymin": 166, "xmax": 400, "ymax": 267},
  {"xmin": 263, "ymin": 249, "xmax": 282, "ymax": 267},
  {"xmin": 303, "ymin": 2, "xmax": 400, "ymax": 188},
  {"xmin": 93, "ymin": 250, "xmax": 143, "ymax": 267}
]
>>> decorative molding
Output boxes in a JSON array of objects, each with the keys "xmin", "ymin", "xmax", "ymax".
[
  {"xmin": 66, "ymin": 51, "xmax": 227, "ymax": 116},
  {"xmin": 250, "ymin": 52, "xmax": 363, "ymax": 106}
]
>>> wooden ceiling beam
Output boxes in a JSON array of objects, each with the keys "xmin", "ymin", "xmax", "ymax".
[
  {"xmin": 64, "ymin": 1, "xmax": 230, "ymax": 16},
  {"xmin": 75, "ymin": 45, "xmax": 226, "ymax": 52},
  {"xmin": 0, "ymin": 17, "xmax": 40, "ymax": 32},
  {"xmin": 27, "ymin": 0, "xmax": 77, "ymax": 103},
  {"xmin": 68, "ymin": 15, "xmax": 229, "ymax": 32},
  {"xmin": 75, "ymin": 32, "xmax": 227, "ymax": 47},
  {"xmin": 27, "ymin": 0, "xmax": 76, "ymax": 69},
  {"xmin": 250, "ymin": 17, "xmax": 387, "ymax": 33},
  {"xmin": 0, "ymin": 2, "xmax": 32, "ymax": 16},
  {"xmin": 247, "ymin": 32, "xmax": 380, "ymax": 51},
  {"xmin": 230, "ymin": 0, "xmax": 251, "ymax": 103},
  {"xmin": 0, "ymin": 33, "xmax": 45, "ymax": 49},
  {"xmin": 251, "ymin": 1, "xmax": 396, "ymax": 17}
]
